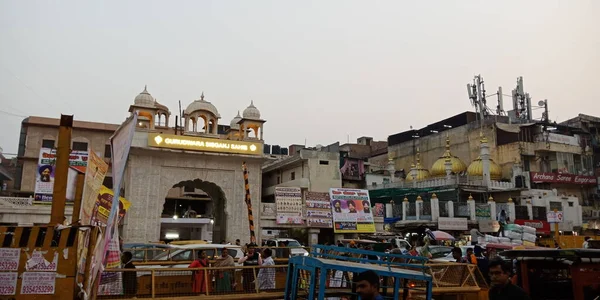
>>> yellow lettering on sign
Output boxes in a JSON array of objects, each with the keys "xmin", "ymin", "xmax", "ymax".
[{"xmin": 148, "ymin": 133, "xmax": 262, "ymax": 155}]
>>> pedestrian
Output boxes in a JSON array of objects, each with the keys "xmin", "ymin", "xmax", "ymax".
[
  {"xmin": 353, "ymin": 270, "xmax": 384, "ymax": 300},
  {"xmin": 465, "ymin": 248, "xmax": 477, "ymax": 264},
  {"xmin": 488, "ymin": 258, "xmax": 530, "ymax": 300},
  {"xmin": 583, "ymin": 236, "xmax": 591, "ymax": 248},
  {"xmin": 452, "ymin": 247, "xmax": 467, "ymax": 263},
  {"xmin": 474, "ymin": 246, "xmax": 490, "ymax": 283},
  {"xmin": 188, "ymin": 250, "xmax": 209, "ymax": 293},
  {"xmin": 238, "ymin": 243, "xmax": 262, "ymax": 292},
  {"xmin": 257, "ymin": 248, "xmax": 275, "ymax": 290},
  {"xmin": 214, "ymin": 248, "xmax": 234, "ymax": 292},
  {"xmin": 121, "ymin": 251, "xmax": 137, "ymax": 296}
]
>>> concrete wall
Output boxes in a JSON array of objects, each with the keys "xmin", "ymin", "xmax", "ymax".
[
  {"xmin": 365, "ymin": 173, "xmax": 390, "ymax": 188},
  {"xmin": 20, "ymin": 125, "xmax": 114, "ymax": 192},
  {"xmin": 388, "ymin": 124, "xmax": 498, "ymax": 176}
]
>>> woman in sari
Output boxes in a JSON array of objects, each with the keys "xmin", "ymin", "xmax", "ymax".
[
  {"xmin": 214, "ymin": 248, "xmax": 235, "ymax": 292},
  {"xmin": 188, "ymin": 250, "xmax": 209, "ymax": 293}
]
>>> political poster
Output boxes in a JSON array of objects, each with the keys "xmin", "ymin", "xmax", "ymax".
[
  {"xmin": 305, "ymin": 191, "xmax": 333, "ymax": 228},
  {"xmin": 33, "ymin": 147, "xmax": 88, "ymax": 204},
  {"xmin": 80, "ymin": 151, "xmax": 109, "ymax": 225},
  {"xmin": 275, "ymin": 187, "xmax": 304, "ymax": 225},
  {"xmin": 329, "ymin": 188, "xmax": 375, "ymax": 233},
  {"xmin": 93, "ymin": 186, "xmax": 131, "ymax": 226}
]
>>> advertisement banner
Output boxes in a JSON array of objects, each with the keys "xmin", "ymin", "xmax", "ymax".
[
  {"xmin": 329, "ymin": 188, "xmax": 375, "ymax": 233},
  {"xmin": 93, "ymin": 186, "xmax": 131, "ymax": 226},
  {"xmin": 33, "ymin": 148, "xmax": 88, "ymax": 203},
  {"xmin": 546, "ymin": 211, "xmax": 564, "ymax": 223},
  {"xmin": 478, "ymin": 220, "xmax": 500, "ymax": 233},
  {"xmin": 80, "ymin": 151, "xmax": 109, "ymax": 225},
  {"xmin": 529, "ymin": 172, "xmax": 597, "ymax": 185},
  {"xmin": 0, "ymin": 248, "xmax": 20, "ymax": 271},
  {"xmin": 438, "ymin": 217, "xmax": 468, "ymax": 231},
  {"xmin": 475, "ymin": 204, "xmax": 491, "ymax": 220},
  {"xmin": 275, "ymin": 187, "xmax": 304, "ymax": 225},
  {"xmin": 373, "ymin": 203, "xmax": 384, "ymax": 217},
  {"xmin": 305, "ymin": 191, "xmax": 333, "ymax": 228},
  {"xmin": 21, "ymin": 272, "xmax": 56, "ymax": 295},
  {"xmin": 0, "ymin": 272, "xmax": 17, "ymax": 295},
  {"xmin": 97, "ymin": 229, "xmax": 122, "ymax": 296},
  {"xmin": 514, "ymin": 219, "xmax": 551, "ymax": 234}
]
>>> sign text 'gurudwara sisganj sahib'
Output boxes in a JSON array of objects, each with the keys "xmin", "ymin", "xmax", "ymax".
[{"xmin": 147, "ymin": 133, "xmax": 262, "ymax": 155}]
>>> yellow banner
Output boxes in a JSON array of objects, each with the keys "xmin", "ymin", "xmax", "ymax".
[
  {"xmin": 80, "ymin": 151, "xmax": 109, "ymax": 225},
  {"xmin": 147, "ymin": 133, "xmax": 263, "ymax": 155},
  {"xmin": 93, "ymin": 186, "xmax": 131, "ymax": 226}
]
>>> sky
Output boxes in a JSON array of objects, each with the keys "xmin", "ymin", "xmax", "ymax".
[{"xmin": 1, "ymin": 0, "xmax": 599, "ymax": 156}]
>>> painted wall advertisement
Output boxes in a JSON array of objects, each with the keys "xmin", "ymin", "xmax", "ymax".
[
  {"xmin": 33, "ymin": 147, "xmax": 88, "ymax": 203},
  {"xmin": 305, "ymin": 191, "xmax": 333, "ymax": 228},
  {"xmin": 329, "ymin": 188, "xmax": 375, "ymax": 233},
  {"xmin": 275, "ymin": 187, "xmax": 304, "ymax": 225}
]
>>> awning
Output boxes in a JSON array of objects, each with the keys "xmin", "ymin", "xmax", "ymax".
[{"xmin": 0, "ymin": 165, "xmax": 13, "ymax": 181}]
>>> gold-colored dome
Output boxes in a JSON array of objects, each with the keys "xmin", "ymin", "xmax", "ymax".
[
  {"xmin": 406, "ymin": 148, "xmax": 430, "ymax": 182},
  {"xmin": 431, "ymin": 135, "xmax": 467, "ymax": 177},
  {"xmin": 467, "ymin": 156, "xmax": 502, "ymax": 180}
]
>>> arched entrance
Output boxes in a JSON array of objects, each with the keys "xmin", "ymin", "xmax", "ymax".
[{"xmin": 160, "ymin": 179, "xmax": 227, "ymax": 243}]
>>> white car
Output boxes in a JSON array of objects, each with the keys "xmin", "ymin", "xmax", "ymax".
[
  {"xmin": 264, "ymin": 238, "xmax": 309, "ymax": 257},
  {"xmin": 432, "ymin": 245, "xmax": 475, "ymax": 263}
]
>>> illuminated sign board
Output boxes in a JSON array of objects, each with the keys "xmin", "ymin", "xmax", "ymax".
[{"xmin": 147, "ymin": 133, "xmax": 263, "ymax": 155}]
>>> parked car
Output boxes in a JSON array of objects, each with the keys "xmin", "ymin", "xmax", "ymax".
[
  {"xmin": 390, "ymin": 238, "xmax": 412, "ymax": 251},
  {"xmin": 123, "ymin": 243, "xmax": 173, "ymax": 262},
  {"xmin": 432, "ymin": 245, "xmax": 475, "ymax": 263},
  {"xmin": 416, "ymin": 246, "xmax": 452, "ymax": 259},
  {"xmin": 264, "ymin": 238, "xmax": 309, "ymax": 257}
]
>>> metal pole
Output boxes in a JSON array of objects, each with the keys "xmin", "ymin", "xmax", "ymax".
[
  {"xmin": 554, "ymin": 208, "xmax": 559, "ymax": 244},
  {"xmin": 243, "ymin": 162, "xmax": 257, "ymax": 245},
  {"xmin": 50, "ymin": 115, "xmax": 73, "ymax": 225}
]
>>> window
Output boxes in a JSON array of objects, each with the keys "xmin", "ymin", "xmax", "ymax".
[
  {"xmin": 72, "ymin": 142, "xmax": 88, "ymax": 151},
  {"xmin": 104, "ymin": 145, "xmax": 111, "ymax": 158},
  {"xmin": 319, "ymin": 160, "xmax": 329, "ymax": 165},
  {"xmin": 42, "ymin": 139, "xmax": 55, "ymax": 148},
  {"xmin": 291, "ymin": 172, "xmax": 296, "ymax": 180},
  {"xmin": 568, "ymin": 202, "xmax": 574, "ymax": 207},
  {"xmin": 172, "ymin": 250, "xmax": 192, "ymax": 261}
]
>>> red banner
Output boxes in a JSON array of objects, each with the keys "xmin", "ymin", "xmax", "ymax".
[
  {"xmin": 514, "ymin": 219, "xmax": 551, "ymax": 235},
  {"xmin": 529, "ymin": 172, "xmax": 597, "ymax": 185}
]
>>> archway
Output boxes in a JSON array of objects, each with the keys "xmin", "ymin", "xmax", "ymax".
[{"xmin": 160, "ymin": 179, "xmax": 228, "ymax": 243}]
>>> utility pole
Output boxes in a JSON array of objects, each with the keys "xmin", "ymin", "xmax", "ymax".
[{"xmin": 496, "ymin": 86, "xmax": 504, "ymax": 116}]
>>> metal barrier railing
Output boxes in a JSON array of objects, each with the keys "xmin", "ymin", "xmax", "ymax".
[
  {"xmin": 311, "ymin": 244, "xmax": 429, "ymax": 270},
  {"xmin": 95, "ymin": 264, "xmax": 297, "ymax": 299}
]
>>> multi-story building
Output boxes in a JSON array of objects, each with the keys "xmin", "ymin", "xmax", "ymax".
[
  {"xmin": 261, "ymin": 148, "xmax": 341, "ymax": 244},
  {"xmin": 370, "ymin": 111, "xmax": 597, "ymax": 235}
]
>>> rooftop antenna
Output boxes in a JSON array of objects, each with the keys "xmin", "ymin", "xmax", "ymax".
[
  {"xmin": 467, "ymin": 74, "xmax": 487, "ymax": 127},
  {"xmin": 496, "ymin": 86, "xmax": 505, "ymax": 116}
]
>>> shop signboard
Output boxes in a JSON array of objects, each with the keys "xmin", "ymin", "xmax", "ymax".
[
  {"xmin": 329, "ymin": 188, "xmax": 375, "ymax": 233},
  {"xmin": 438, "ymin": 217, "xmax": 468, "ymax": 231},
  {"xmin": 530, "ymin": 172, "xmax": 597, "ymax": 185},
  {"xmin": 305, "ymin": 191, "xmax": 333, "ymax": 228},
  {"xmin": 33, "ymin": 147, "xmax": 88, "ymax": 203},
  {"xmin": 513, "ymin": 219, "xmax": 551, "ymax": 235},
  {"xmin": 275, "ymin": 187, "xmax": 304, "ymax": 225},
  {"xmin": 147, "ymin": 132, "xmax": 263, "ymax": 155}
]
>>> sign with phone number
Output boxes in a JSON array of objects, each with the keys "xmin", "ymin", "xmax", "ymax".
[
  {"xmin": 0, "ymin": 273, "xmax": 17, "ymax": 295},
  {"xmin": 0, "ymin": 248, "xmax": 20, "ymax": 271},
  {"xmin": 21, "ymin": 272, "xmax": 56, "ymax": 295}
]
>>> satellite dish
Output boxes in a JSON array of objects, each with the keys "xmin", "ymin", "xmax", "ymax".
[{"xmin": 538, "ymin": 100, "xmax": 545, "ymax": 106}]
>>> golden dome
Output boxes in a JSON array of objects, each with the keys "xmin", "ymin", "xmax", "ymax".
[
  {"xmin": 467, "ymin": 156, "xmax": 502, "ymax": 180},
  {"xmin": 431, "ymin": 135, "xmax": 467, "ymax": 177},
  {"xmin": 406, "ymin": 148, "xmax": 430, "ymax": 182}
]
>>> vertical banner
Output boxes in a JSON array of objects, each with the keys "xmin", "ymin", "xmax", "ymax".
[
  {"xmin": 33, "ymin": 148, "xmax": 88, "ymax": 203},
  {"xmin": 98, "ymin": 229, "xmax": 123, "ymax": 296},
  {"xmin": 275, "ymin": 187, "xmax": 304, "ymax": 225},
  {"xmin": 305, "ymin": 191, "xmax": 333, "ymax": 228},
  {"xmin": 329, "ymin": 188, "xmax": 376, "ymax": 233},
  {"xmin": 103, "ymin": 113, "xmax": 137, "ymax": 263},
  {"xmin": 80, "ymin": 151, "xmax": 109, "ymax": 225}
]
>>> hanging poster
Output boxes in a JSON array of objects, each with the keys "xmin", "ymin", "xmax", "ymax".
[
  {"xmin": 80, "ymin": 151, "xmax": 109, "ymax": 226},
  {"xmin": 329, "ymin": 188, "xmax": 375, "ymax": 233},
  {"xmin": 275, "ymin": 187, "xmax": 304, "ymax": 225},
  {"xmin": 305, "ymin": 191, "xmax": 333, "ymax": 228},
  {"xmin": 92, "ymin": 186, "xmax": 131, "ymax": 226},
  {"xmin": 373, "ymin": 203, "xmax": 385, "ymax": 217},
  {"xmin": 33, "ymin": 147, "xmax": 88, "ymax": 203}
]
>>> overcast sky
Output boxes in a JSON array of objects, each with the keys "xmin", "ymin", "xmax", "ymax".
[{"xmin": 1, "ymin": 1, "xmax": 598, "ymax": 155}]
